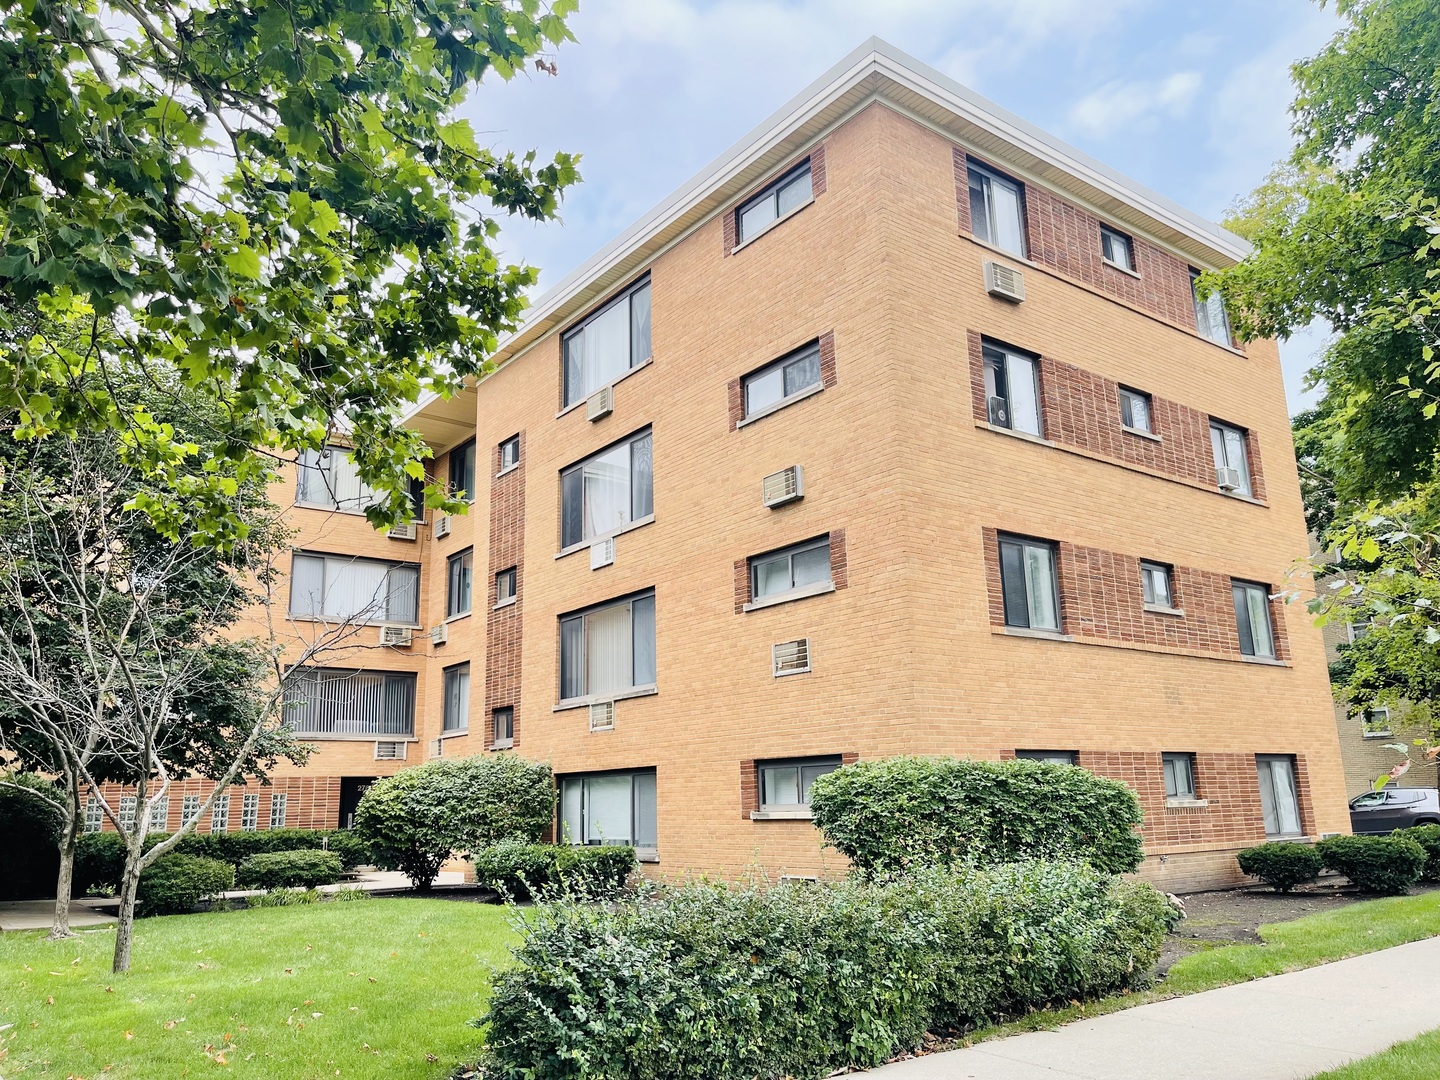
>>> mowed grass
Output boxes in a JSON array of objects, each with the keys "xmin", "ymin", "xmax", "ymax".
[
  {"xmin": 1310, "ymin": 1027, "xmax": 1440, "ymax": 1079},
  {"xmin": 0, "ymin": 898, "xmax": 518, "ymax": 1079}
]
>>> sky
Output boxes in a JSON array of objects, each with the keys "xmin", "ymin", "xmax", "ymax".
[{"xmin": 462, "ymin": 0, "xmax": 1346, "ymax": 415}]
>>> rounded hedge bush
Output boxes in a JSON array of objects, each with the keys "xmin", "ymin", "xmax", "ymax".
[
  {"xmin": 137, "ymin": 854, "xmax": 235, "ymax": 916},
  {"xmin": 236, "ymin": 849, "xmax": 343, "ymax": 890},
  {"xmin": 1236, "ymin": 842, "xmax": 1324, "ymax": 892},
  {"xmin": 807, "ymin": 756, "xmax": 1144, "ymax": 877},
  {"xmin": 471, "ymin": 841, "xmax": 636, "ymax": 901},
  {"xmin": 1403, "ymin": 825, "xmax": 1440, "ymax": 883},
  {"xmin": 1316, "ymin": 834, "xmax": 1427, "ymax": 895}
]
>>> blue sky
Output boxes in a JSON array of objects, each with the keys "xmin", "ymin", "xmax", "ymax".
[{"xmin": 464, "ymin": 0, "xmax": 1344, "ymax": 414}]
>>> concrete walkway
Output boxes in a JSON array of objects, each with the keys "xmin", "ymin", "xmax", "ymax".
[{"xmin": 870, "ymin": 936, "xmax": 1440, "ymax": 1080}]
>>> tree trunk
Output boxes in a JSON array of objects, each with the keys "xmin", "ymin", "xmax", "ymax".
[
  {"xmin": 112, "ymin": 850, "xmax": 143, "ymax": 974},
  {"xmin": 48, "ymin": 805, "xmax": 79, "ymax": 940}
]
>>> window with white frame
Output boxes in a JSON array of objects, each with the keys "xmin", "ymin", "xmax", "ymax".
[
  {"xmin": 1016, "ymin": 750, "xmax": 1078, "ymax": 765},
  {"xmin": 296, "ymin": 445, "xmax": 381, "ymax": 512},
  {"xmin": 1163, "ymin": 752, "xmax": 1197, "ymax": 799},
  {"xmin": 443, "ymin": 663, "xmax": 470, "ymax": 733},
  {"xmin": 757, "ymin": 757, "xmax": 840, "ymax": 810},
  {"xmin": 84, "ymin": 796, "xmax": 103, "ymax": 834},
  {"xmin": 447, "ymin": 548, "xmax": 473, "ymax": 617},
  {"xmin": 559, "ymin": 770, "xmax": 657, "ymax": 853},
  {"xmin": 1256, "ymin": 755, "xmax": 1302, "ymax": 837},
  {"xmin": 146, "ymin": 796, "xmax": 169, "ymax": 833},
  {"xmin": 737, "ymin": 161, "xmax": 813, "ymax": 244},
  {"xmin": 1233, "ymin": 580, "xmax": 1276, "ymax": 659},
  {"xmin": 182, "ymin": 794, "xmax": 202, "ymax": 826},
  {"xmin": 496, "ymin": 567, "xmax": 517, "ymax": 606},
  {"xmin": 1361, "ymin": 707, "xmax": 1392, "ymax": 737},
  {"xmin": 559, "ymin": 591, "xmax": 657, "ymax": 702},
  {"xmin": 1100, "ymin": 225, "xmax": 1134, "ymax": 271},
  {"xmin": 119, "ymin": 795, "xmax": 137, "ymax": 831},
  {"xmin": 493, "ymin": 707, "xmax": 514, "ymax": 748},
  {"xmin": 1119, "ymin": 386, "xmax": 1152, "ymax": 433},
  {"xmin": 562, "ymin": 278, "xmax": 652, "ymax": 408},
  {"xmin": 289, "ymin": 552, "xmax": 419, "ymax": 625},
  {"xmin": 968, "ymin": 162, "xmax": 1027, "ymax": 256},
  {"xmin": 749, "ymin": 536, "xmax": 832, "ymax": 603},
  {"xmin": 269, "ymin": 792, "xmax": 288, "ymax": 829},
  {"xmin": 998, "ymin": 535, "xmax": 1061, "ymax": 632},
  {"xmin": 211, "ymin": 793, "xmax": 230, "ymax": 833},
  {"xmin": 1210, "ymin": 421, "xmax": 1252, "ymax": 496},
  {"xmin": 982, "ymin": 341, "xmax": 1043, "ymax": 437},
  {"xmin": 1191, "ymin": 269, "xmax": 1232, "ymax": 345},
  {"xmin": 1141, "ymin": 561, "xmax": 1175, "ymax": 609},
  {"xmin": 283, "ymin": 667, "xmax": 417, "ymax": 737},
  {"xmin": 499, "ymin": 434, "xmax": 520, "ymax": 472},
  {"xmin": 449, "ymin": 440, "xmax": 477, "ymax": 503},
  {"xmin": 560, "ymin": 428, "xmax": 654, "ymax": 549},
  {"xmin": 241, "ymin": 793, "xmax": 260, "ymax": 831},
  {"xmin": 743, "ymin": 341, "xmax": 822, "ymax": 420}
]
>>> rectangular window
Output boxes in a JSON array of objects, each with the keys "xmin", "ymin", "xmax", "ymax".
[
  {"xmin": 84, "ymin": 796, "xmax": 103, "ymax": 834},
  {"xmin": 559, "ymin": 591, "xmax": 657, "ymax": 702},
  {"xmin": 496, "ymin": 567, "xmax": 517, "ymax": 606},
  {"xmin": 283, "ymin": 668, "xmax": 418, "ymax": 737},
  {"xmin": 1016, "ymin": 750, "xmax": 1078, "ymax": 765},
  {"xmin": 560, "ymin": 428, "xmax": 654, "ymax": 549},
  {"xmin": 1362, "ymin": 707, "xmax": 1392, "ymax": 737},
  {"xmin": 757, "ymin": 757, "xmax": 841, "ymax": 809},
  {"xmin": 1233, "ymin": 580, "xmax": 1276, "ymax": 659},
  {"xmin": 1256, "ymin": 755, "xmax": 1302, "ymax": 837},
  {"xmin": 1119, "ymin": 387, "xmax": 1152, "ymax": 433},
  {"xmin": 1210, "ymin": 421, "xmax": 1252, "ymax": 496},
  {"xmin": 499, "ymin": 435, "xmax": 520, "ymax": 472},
  {"xmin": 998, "ymin": 535, "xmax": 1061, "ymax": 632},
  {"xmin": 449, "ymin": 440, "xmax": 477, "ymax": 503},
  {"xmin": 563, "ymin": 277, "xmax": 652, "ymax": 408},
  {"xmin": 1100, "ymin": 225, "xmax": 1134, "ymax": 271},
  {"xmin": 1141, "ymin": 561, "xmax": 1174, "ymax": 609},
  {"xmin": 290, "ymin": 553, "xmax": 419, "ymax": 625},
  {"xmin": 211, "ymin": 794, "xmax": 230, "ymax": 833},
  {"xmin": 443, "ymin": 663, "xmax": 470, "ymax": 733},
  {"xmin": 559, "ymin": 769, "xmax": 657, "ymax": 853},
  {"xmin": 1192, "ymin": 269, "xmax": 1232, "ymax": 345},
  {"xmin": 737, "ymin": 161, "xmax": 814, "ymax": 244},
  {"xmin": 241, "ymin": 793, "xmax": 259, "ymax": 832},
  {"xmin": 743, "ymin": 341, "xmax": 822, "ymax": 420},
  {"xmin": 269, "ymin": 792, "xmax": 288, "ymax": 829},
  {"xmin": 447, "ymin": 548, "xmax": 474, "ymax": 618},
  {"xmin": 982, "ymin": 341, "xmax": 1042, "ymax": 437},
  {"xmin": 146, "ymin": 796, "xmax": 169, "ymax": 833},
  {"xmin": 968, "ymin": 162, "xmax": 1027, "ymax": 256},
  {"xmin": 1163, "ymin": 753, "xmax": 1197, "ymax": 799},
  {"xmin": 296, "ymin": 445, "xmax": 380, "ymax": 512},
  {"xmin": 493, "ymin": 707, "xmax": 514, "ymax": 748},
  {"xmin": 182, "ymin": 794, "xmax": 202, "ymax": 826},
  {"xmin": 119, "ymin": 795, "xmax": 137, "ymax": 831},
  {"xmin": 749, "ymin": 536, "xmax": 832, "ymax": 602}
]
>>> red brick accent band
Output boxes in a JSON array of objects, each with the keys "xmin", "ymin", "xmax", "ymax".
[
  {"xmin": 727, "ymin": 376, "xmax": 744, "ymax": 431},
  {"xmin": 485, "ymin": 431, "xmax": 525, "ymax": 747},
  {"xmin": 818, "ymin": 330, "xmax": 837, "ymax": 389},
  {"xmin": 88, "ymin": 777, "xmax": 344, "ymax": 832}
]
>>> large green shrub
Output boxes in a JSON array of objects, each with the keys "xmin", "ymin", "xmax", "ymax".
[
  {"xmin": 481, "ymin": 862, "xmax": 1173, "ymax": 1080},
  {"xmin": 807, "ymin": 756, "xmax": 1144, "ymax": 877},
  {"xmin": 137, "ymin": 854, "xmax": 235, "ymax": 916},
  {"xmin": 236, "ymin": 849, "xmax": 343, "ymax": 890},
  {"xmin": 1317, "ymin": 834, "xmax": 1427, "ymax": 895},
  {"xmin": 1236, "ymin": 842, "xmax": 1324, "ymax": 892},
  {"xmin": 471, "ymin": 842, "xmax": 636, "ymax": 901},
  {"xmin": 355, "ymin": 756, "xmax": 555, "ymax": 889},
  {"xmin": 0, "ymin": 777, "xmax": 63, "ymax": 900},
  {"xmin": 75, "ymin": 833, "xmax": 127, "ymax": 894},
  {"xmin": 1403, "ymin": 825, "xmax": 1440, "ymax": 883}
]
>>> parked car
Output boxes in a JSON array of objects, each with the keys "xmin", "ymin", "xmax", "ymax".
[{"xmin": 1348, "ymin": 788, "xmax": 1440, "ymax": 834}]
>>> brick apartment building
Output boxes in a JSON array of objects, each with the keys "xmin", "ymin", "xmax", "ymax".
[{"xmin": 93, "ymin": 40, "xmax": 1351, "ymax": 892}]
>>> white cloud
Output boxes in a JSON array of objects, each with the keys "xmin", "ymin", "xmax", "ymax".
[{"xmin": 1066, "ymin": 71, "xmax": 1203, "ymax": 139}]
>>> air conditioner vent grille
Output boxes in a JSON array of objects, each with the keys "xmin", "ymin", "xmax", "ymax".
[
  {"xmin": 762, "ymin": 466, "xmax": 805, "ymax": 508},
  {"xmin": 374, "ymin": 740, "xmax": 406, "ymax": 761},
  {"xmin": 380, "ymin": 624, "xmax": 413, "ymax": 647},
  {"xmin": 772, "ymin": 638, "xmax": 812, "ymax": 677},
  {"xmin": 586, "ymin": 385, "xmax": 614, "ymax": 422},
  {"xmin": 434, "ymin": 514, "xmax": 452, "ymax": 539},
  {"xmin": 1216, "ymin": 466, "xmax": 1242, "ymax": 492},
  {"xmin": 984, "ymin": 260, "xmax": 1026, "ymax": 303},
  {"xmin": 590, "ymin": 537, "xmax": 615, "ymax": 570},
  {"xmin": 589, "ymin": 701, "xmax": 615, "ymax": 732},
  {"xmin": 429, "ymin": 623, "xmax": 448, "ymax": 646}
]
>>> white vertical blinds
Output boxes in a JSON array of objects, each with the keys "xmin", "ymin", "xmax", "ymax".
[{"xmin": 283, "ymin": 668, "xmax": 417, "ymax": 736}]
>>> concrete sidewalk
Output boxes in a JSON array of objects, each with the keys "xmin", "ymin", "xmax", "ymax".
[{"xmin": 869, "ymin": 936, "xmax": 1440, "ymax": 1079}]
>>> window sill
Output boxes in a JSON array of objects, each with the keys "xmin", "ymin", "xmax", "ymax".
[
  {"xmin": 489, "ymin": 740, "xmax": 514, "ymax": 751},
  {"xmin": 288, "ymin": 616, "xmax": 422, "ymax": 631},
  {"xmin": 1240, "ymin": 654, "xmax": 1290, "ymax": 667},
  {"xmin": 1263, "ymin": 834, "xmax": 1314, "ymax": 845},
  {"xmin": 1102, "ymin": 258, "xmax": 1142, "ymax": 280},
  {"xmin": 1219, "ymin": 489, "xmax": 1267, "ymax": 507},
  {"xmin": 743, "ymin": 580, "xmax": 836, "ymax": 613},
  {"xmin": 637, "ymin": 850, "xmax": 659, "ymax": 864},
  {"xmin": 554, "ymin": 514, "xmax": 656, "ymax": 560},
  {"xmin": 1361, "ymin": 732, "xmax": 1394, "ymax": 740},
  {"xmin": 556, "ymin": 357, "xmax": 653, "ymax": 419},
  {"xmin": 292, "ymin": 502, "xmax": 373, "ymax": 517},
  {"xmin": 1000, "ymin": 626, "xmax": 1074, "ymax": 642},
  {"xmin": 553, "ymin": 684, "xmax": 659, "ymax": 713},
  {"xmin": 493, "ymin": 596, "xmax": 517, "ymax": 611},
  {"xmin": 1165, "ymin": 797, "xmax": 1209, "ymax": 810},
  {"xmin": 750, "ymin": 808, "xmax": 814, "ymax": 821},
  {"xmin": 440, "ymin": 729, "xmax": 468, "ymax": 740},
  {"xmin": 735, "ymin": 381, "xmax": 825, "ymax": 429},
  {"xmin": 445, "ymin": 610, "xmax": 473, "ymax": 624},
  {"xmin": 981, "ymin": 422, "xmax": 1053, "ymax": 447},
  {"xmin": 730, "ymin": 195, "xmax": 815, "ymax": 255},
  {"xmin": 1122, "ymin": 425, "xmax": 1162, "ymax": 443},
  {"xmin": 969, "ymin": 236, "xmax": 1039, "ymax": 269},
  {"xmin": 1144, "ymin": 604, "xmax": 1185, "ymax": 618},
  {"xmin": 495, "ymin": 463, "xmax": 519, "ymax": 479},
  {"xmin": 292, "ymin": 733, "xmax": 416, "ymax": 742}
]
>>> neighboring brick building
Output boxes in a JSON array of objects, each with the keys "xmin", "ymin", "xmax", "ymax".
[{"xmin": 89, "ymin": 40, "xmax": 1351, "ymax": 892}]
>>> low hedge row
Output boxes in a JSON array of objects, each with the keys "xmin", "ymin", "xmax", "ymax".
[
  {"xmin": 481, "ymin": 862, "xmax": 1178, "ymax": 1079},
  {"xmin": 137, "ymin": 855, "xmax": 235, "ymax": 916},
  {"xmin": 236, "ymin": 849, "xmax": 344, "ymax": 890},
  {"xmin": 470, "ymin": 842, "xmax": 636, "ymax": 900},
  {"xmin": 1238, "ymin": 832, "xmax": 1429, "ymax": 895},
  {"xmin": 1408, "ymin": 824, "xmax": 1440, "ymax": 883}
]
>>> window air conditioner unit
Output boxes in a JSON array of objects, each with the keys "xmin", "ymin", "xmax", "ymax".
[
  {"xmin": 433, "ymin": 514, "xmax": 451, "ymax": 539},
  {"xmin": 379, "ymin": 624, "xmax": 413, "ymax": 647},
  {"xmin": 429, "ymin": 738, "xmax": 444, "ymax": 759},
  {"xmin": 586, "ymin": 385, "xmax": 614, "ymax": 422},
  {"xmin": 761, "ymin": 466, "xmax": 805, "ymax": 508},
  {"xmin": 429, "ymin": 623, "xmax": 448, "ymax": 646},
  {"xmin": 1216, "ymin": 466, "xmax": 1242, "ymax": 492},
  {"xmin": 984, "ymin": 260, "xmax": 1026, "ymax": 303},
  {"xmin": 589, "ymin": 701, "xmax": 615, "ymax": 732},
  {"xmin": 590, "ymin": 536, "xmax": 615, "ymax": 570},
  {"xmin": 374, "ymin": 740, "xmax": 407, "ymax": 761},
  {"xmin": 772, "ymin": 638, "xmax": 812, "ymax": 677},
  {"xmin": 987, "ymin": 395, "xmax": 1010, "ymax": 427},
  {"xmin": 387, "ymin": 521, "xmax": 417, "ymax": 541}
]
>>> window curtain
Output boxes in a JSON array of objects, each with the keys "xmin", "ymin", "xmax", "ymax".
[
  {"xmin": 560, "ymin": 617, "xmax": 586, "ymax": 699},
  {"xmin": 443, "ymin": 666, "xmax": 469, "ymax": 731},
  {"xmin": 1005, "ymin": 352, "xmax": 1041, "ymax": 436},
  {"xmin": 791, "ymin": 544, "xmax": 831, "ymax": 589},
  {"xmin": 777, "ymin": 167, "xmax": 811, "ymax": 216},
  {"xmin": 1024, "ymin": 544, "xmax": 1059, "ymax": 630},
  {"xmin": 561, "ymin": 470, "xmax": 584, "ymax": 548},
  {"xmin": 560, "ymin": 779, "xmax": 583, "ymax": 845},
  {"xmin": 1224, "ymin": 428, "xmax": 1249, "ymax": 491},
  {"xmin": 324, "ymin": 558, "xmax": 389, "ymax": 621},
  {"xmin": 633, "ymin": 772, "xmax": 658, "ymax": 849},
  {"xmin": 989, "ymin": 177, "xmax": 1025, "ymax": 256},
  {"xmin": 585, "ymin": 775, "xmax": 634, "ymax": 845},
  {"xmin": 999, "ymin": 541, "xmax": 1030, "ymax": 627},
  {"xmin": 783, "ymin": 348, "xmax": 820, "ymax": 397},
  {"xmin": 583, "ymin": 443, "xmax": 632, "ymax": 538},
  {"xmin": 631, "ymin": 595, "xmax": 656, "ymax": 686},
  {"xmin": 586, "ymin": 603, "xmax": 633, "ymax": 696},
  {"xmin": 1246, "ymin": 588, "xmax": 1274, "ymax": 657},
  {"xmin": 630, "ymin": 434, "xmax": 653, "ymax": 521},
  {"xmin": 629, "ymin": 284, "xmax": 651, "ymax": 366},
  {"xmin": 387, "ymin": 565, "xmax": 419, "ymax": 623},
  {"xmin": 290, "ymin": 554, "xmax": 325, "ymax": 617},
  {"xmin": 580, "ymin": 300, "xmax": 630, "ymax": 399}
]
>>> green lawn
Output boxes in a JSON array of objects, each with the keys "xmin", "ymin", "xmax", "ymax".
[
  {"xmin": 0, "ymin": 898, "xmax": 518, "ymax": 1079},
  {"xmin": 1310, "ymin": 1028, "xmax": 1440, "ymax": 1079}
]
